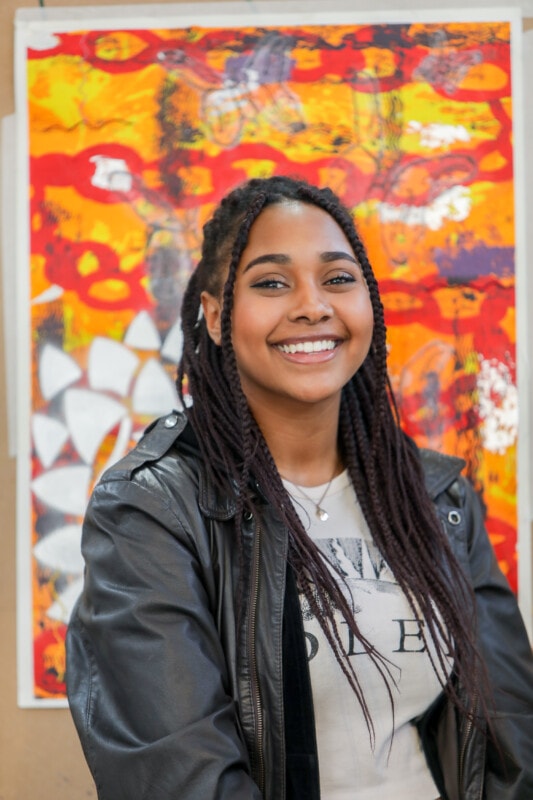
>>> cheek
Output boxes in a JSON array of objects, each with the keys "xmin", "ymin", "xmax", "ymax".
[
  {"xmin": 231, "ymin": 304, "xmax": 255, "ymax": 345},
  {"xmin": 230, "ymin": 301, "xmax": 266, "ymax": 370},
  {"xmin": 355, "ymin": 295, "xmax": 374, "ymax": 339},
  {"xmin": 232, "ymin": 293, "xmax": 275, "ymax": 339},
  {"xmin": 353, "ymin": 300, "xmax": 375, "ymax": 364}
]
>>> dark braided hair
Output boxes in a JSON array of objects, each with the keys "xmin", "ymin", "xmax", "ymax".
[{"xmin": 177, "ymin": 175, "xmax": 491, "ymax": 739}]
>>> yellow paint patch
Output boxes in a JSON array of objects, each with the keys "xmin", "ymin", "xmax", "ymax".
[
  {"xmin": 93, "ymin": 32, "xmax": 149, "ymax": 62},
  {"xmin": 77, "ymin": 250, "xmax": 100, "ymax": 277},
  {"xmin": 177, "ymin": 165, "xmax": 214, "ymax": 195},
  {"xmin": 232, "ymin": 160, "xmax": 277, "ymax": 179},
  {"xmin": 88, "ymin": 279, "xmax": 132, "ymax": 303},
  {"xmin": 459, "ymin": 63, "xmax": 508, "ymax": 92},
  {"xmin": 292, "ymin": 48, "xmax": 322, "ymax": 69},
  {"xmin": 479, "ymin": 150, "xmax": 508, "ymax": 172},
  {"xmin": 362, "ymin": 47, "xmax": 397, "ymax": 78}
]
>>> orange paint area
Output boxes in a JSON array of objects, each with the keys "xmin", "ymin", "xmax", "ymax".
[{"xmin": 26, "ymin": 20, "xmax": 516, "ymax": 700}]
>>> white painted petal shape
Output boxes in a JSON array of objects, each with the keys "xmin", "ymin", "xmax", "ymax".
[
  {"xmin": 32, "ymin": 285, "xmax": 64, "ymax": 305},
  {"xmin": 88, "ymin": 337, "xmax": 139, "ymax": 396},
  {"xmin": 161, "ymin": 319, "xmax": 183, "ymax": 364},
  {"xmin": 132, "ymin": 358, "xmax": 178, "ymax": 415},
  {"xmin": 64, "ymin": 389, "xmax": 126, "ymax": 463},
  {"xmin": 95, "ymin": 415, "xmax": 133, "ymax": 482},
  {"xmin": 46, "ymin": 577, "xmax": 84, "ymax": 623},
  {"xmin": 90, "ymin": 155, "xmax": 131, "ymax": 191},
  {"xmin": 27, "ymin": 31, "xmax": 60, "ymax": 51},
  {"xmin": 32, "ymin": 465, "xmax": 91, "ymax": 515},
  {"xmin": 32, "ymin": 413, "xmax": 69, "ymax": 468},
  {"xmin": 124, "ymin": 310, "xmax": 161, "ymax": 351},
  {"xmin": 39, "ymin": 344, "xmax": 82, "ymax": 401},
  {"xmin": 33, "ymin": 525, "xmax": 84, "ymax": 574}
]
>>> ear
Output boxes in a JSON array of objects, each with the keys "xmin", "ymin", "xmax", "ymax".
[{"xmin": 200, "ymin": 291, "xmax": 222, "ymax": 346}]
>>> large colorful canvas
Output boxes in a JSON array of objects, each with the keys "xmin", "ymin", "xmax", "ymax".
[{"xmin": 17, "ymin": 8, "xmax": 519, "ymax": 703}]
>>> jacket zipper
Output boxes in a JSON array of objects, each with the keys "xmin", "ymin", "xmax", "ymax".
[
  {"xmin": 458, "ymin": 714, "xmax": 472, "ymax": 787},
  {"xmin": 248, "ymin": 519, "xmax": 265, "ymax": 794},
  {"xmin": 458, "ymin": 694, "xmax": 482, "ymax": 800}
]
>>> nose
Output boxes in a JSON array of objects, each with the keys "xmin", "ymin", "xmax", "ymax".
[{"xmin": 288, "ymin": 280, "xmax": 333, "ymax": 323}]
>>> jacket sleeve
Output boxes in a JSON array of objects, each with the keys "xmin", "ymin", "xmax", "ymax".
[
  {"xmin": 66, "ymin": 475, "xmax": 261, "ymax": 800},
  {"xmin": 460, "ymin": 477, "xmax": 533, "ymax": 799}
]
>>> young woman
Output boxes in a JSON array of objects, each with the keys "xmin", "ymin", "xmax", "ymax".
[{"xmin": 66, "ymin": 176, "xmax": 533, "ymax": 800}]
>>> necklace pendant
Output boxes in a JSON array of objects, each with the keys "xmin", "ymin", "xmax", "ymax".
[{"xmin": 316, "ymin": 506, "xmax": 329, "ymax": 522}]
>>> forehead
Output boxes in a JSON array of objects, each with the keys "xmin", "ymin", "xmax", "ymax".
[{"xmin": 243, "ymin": 200, "xmax": 353, "ymax": 252}]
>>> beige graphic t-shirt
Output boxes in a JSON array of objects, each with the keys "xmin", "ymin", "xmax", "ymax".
[{"xmin": 283, "ymin": 470, "xmax": 449, "ymax": 800}]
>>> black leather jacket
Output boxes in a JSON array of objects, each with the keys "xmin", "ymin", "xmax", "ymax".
[{"xmin": 66, "ymin": 412, "xmax": 533, "ymax": 799}]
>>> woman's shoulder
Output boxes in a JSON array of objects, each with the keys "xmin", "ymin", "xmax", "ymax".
[
  {"xmin": 89, "ymin": 411, "xmax": 201, "ymax": 509},
  {"xmin": 417, "ymin": 446, "xmax": 466, "ymax": 500},
  {"xmin": 90, "ymin": 411, "xmax": 236, "ymax": 523},
  {"xmin": 99, "ymin": 411, "xmax": 192, "ymax": 483}
]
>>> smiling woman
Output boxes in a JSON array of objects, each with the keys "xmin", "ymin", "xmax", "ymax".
[
  {"xmin": 201, "ymin": 202, "xmax": 374, "ymax": 437},
  {"xmin": 66, "ymin": 176, "xmax": 533, "ymax": 800}
]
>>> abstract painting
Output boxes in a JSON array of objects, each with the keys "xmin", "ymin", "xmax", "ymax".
[{"xmin": 14, "ymin": 5, "xmax": 520, "ymax": 704}]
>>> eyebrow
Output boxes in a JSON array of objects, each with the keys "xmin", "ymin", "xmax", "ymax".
[{"xmin": 242, "ymin": 250, "xmax": 359, "ymax": 273}]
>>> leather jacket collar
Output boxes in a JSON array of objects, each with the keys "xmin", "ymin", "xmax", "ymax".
[{"xmin": 139, "ymin": 411, "xmax": 467, "ymax": 517}]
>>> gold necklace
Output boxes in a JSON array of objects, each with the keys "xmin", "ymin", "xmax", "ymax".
[{"xmin": 286, "ymin": 474, "xmax": 336, "ymax": 522}]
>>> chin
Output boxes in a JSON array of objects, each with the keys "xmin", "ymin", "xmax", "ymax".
[{"xmin": 285, "ymin": 389, "xmax": 341, "ymax": 406}]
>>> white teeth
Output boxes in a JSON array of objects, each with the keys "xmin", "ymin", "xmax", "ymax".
[{"xmin": 277, "ymin": 340, "xmax": 337, "ymax": 354}]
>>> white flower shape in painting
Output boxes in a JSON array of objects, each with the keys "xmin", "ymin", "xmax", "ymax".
[
  {"xmin": 32, "ymin": 311, "xmax": 183, "ymax": 623},
  {"xmin": 476, "ymin": 357, "xmax": 518, "ymax": 456}
]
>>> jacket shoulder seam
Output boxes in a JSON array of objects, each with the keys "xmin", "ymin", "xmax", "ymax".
[{"xmin": 91, "ymin": 470, "xmax": 201, "ymax": 553}]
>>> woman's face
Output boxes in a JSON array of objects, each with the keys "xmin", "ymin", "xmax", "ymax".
[{"xmin": 202, "ymin": 200, "xmax": 374, "ymax": 417}]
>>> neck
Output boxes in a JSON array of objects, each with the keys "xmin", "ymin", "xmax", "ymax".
[{"xmin": 249, "ymin": 396, "xmax": 343, "ymax": 486}]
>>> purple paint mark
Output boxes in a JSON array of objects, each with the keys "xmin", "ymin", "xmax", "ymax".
[
  {"xmin": 225, "ymin": 33, "xmax": 295, "ymax": 85},
  {"xmin": 433, "ymin": 244, "xmax": 514, "ymax": 279}
]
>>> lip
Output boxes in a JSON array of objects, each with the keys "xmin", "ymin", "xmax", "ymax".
[
  {"xmin": 272, "ymin": 334, "xmax": 342, "ymax": 346},
  {"xmin": 272, "ymin": 336, "xmax": 343, "ymax": 363}
]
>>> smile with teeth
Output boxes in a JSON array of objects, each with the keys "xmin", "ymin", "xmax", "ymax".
[{"xmin": 276, "ymin": 339, "xmax": 339, "ymax": 354}]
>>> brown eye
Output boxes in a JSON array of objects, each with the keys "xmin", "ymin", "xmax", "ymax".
[
  {"xmin": 325, "ymin": 273, "xmax": 356, "ymax": 286},
  {"xmin": 250, "ymin": 278, "xmax": 287, "ymax": 289}
]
